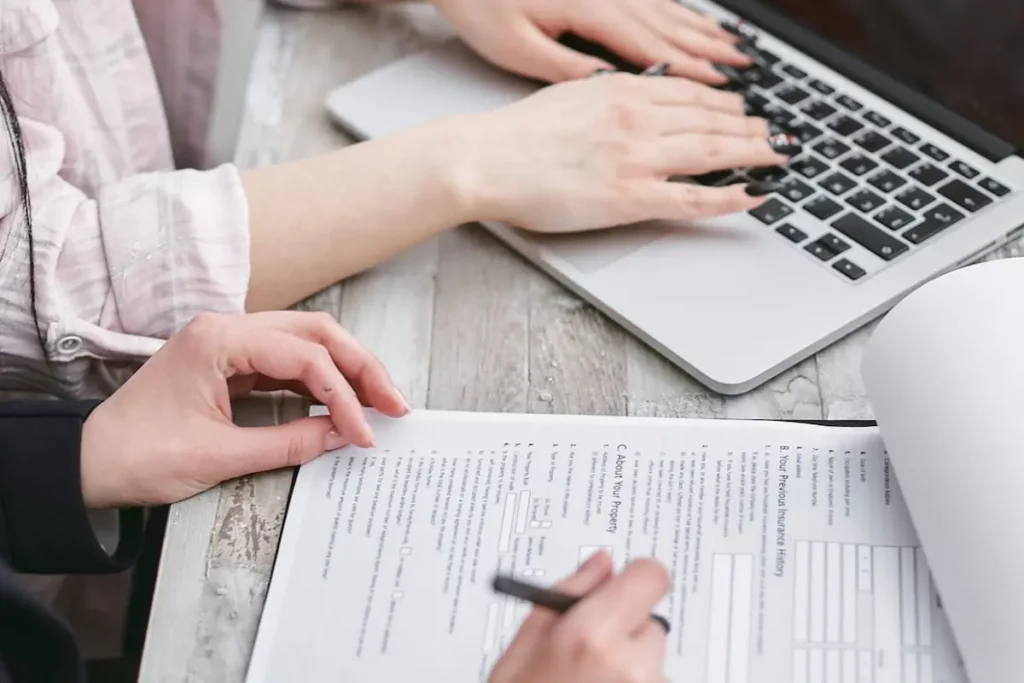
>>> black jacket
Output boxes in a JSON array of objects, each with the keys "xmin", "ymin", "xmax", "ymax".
[{"xmin": 0, "ymin": 401, "xmax": 143, "ymax": 683}]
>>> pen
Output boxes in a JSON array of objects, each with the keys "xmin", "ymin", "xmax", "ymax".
[{"xmin": 491, "ymin": 574, "xmax": 671, "ymax": 633}]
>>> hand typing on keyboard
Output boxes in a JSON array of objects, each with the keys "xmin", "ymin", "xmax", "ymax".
[
  {"xmin": 430, "ymin": 0, "xmax": 752, "ymax": 84},
  {"xmin": 448, "ymin": 72, "xmax": 797, "ymax": 233}
]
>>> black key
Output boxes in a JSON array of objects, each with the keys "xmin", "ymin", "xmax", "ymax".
[
  {"xmin": 828, "ymin": 115, "xmax": 864, "ymax": 137},
  {"xmin": 853, "ymin": 130, "xmax": 892, "ymax": 153},
  {"xmin": 717, "ymin": 78, "xmax": 748, "ymax": 94},
  {"xmin": 904, "ymin": 204, "xmax": 967, "ymax": 244},
  {"xmin": 781, "ymin": 64, "xmax": 808, "ymax": 79},
  {"xmin": 791, "ymin": 156, "xmax": 830, "ymax": 179},
  {"xmin": 779, "ymin": 178, "xmax": 815, "ymax": 202},
  {"xmin": 753, "ymin": 70, "xmax": 784, "ymax": 89},
  {"xmin": 895, "ymin": 186, "xmax": 936, "ymax": 211},
  {"xmin": 738, "ymin": 64, "xmax": 769, "ymax": 86},
  {"xmin": 749, "ymin": 197, "xmax": 794, "ymax": 224},
  {"xmin": 840, "ymin": 154, "xmax": 879, "ymax": 177},
  {"xmin": 776, "ymin": 223, "xmax": 807, "ymax": 243},
  {"xmin": 833, "ymin": 258, "xmax": 866, "ymax": 280},
  {"xmin": 881, "ymin": 146, "xmax": 920, "ymax": 170},
  {"xmin": 762, "ymin": 102, "xmax": 790, "ymax": 122},
  {"xmin": 949, "ymin": 160, "xmax": 979, "ymax": 179},
  {"xmin": 807, "ymin": 79, "xmax": 835, "ymax": 95},
  {"xmin": 938, "ymin": 179, "xmax": 993, "ymax": 212},
  {"xmin": 819, "ymin": 233, "xmax": 850, "ymax": 254},
  {"xmin": 846, "ymin": 189, "xmax": 886, "ymax": 214},
  {"xmin": 818, "ymin": 171, "xmax": 858, "ymax": 196},
  {"xmin": 863, "ymin": 110, "xmax": 891, "ymax": 128},
  {"xmin": 923, "ymin": 203, "xmax": 965, "ymax": 226},
  {"xmin": 776, "ymin": 85, "xmax": 811, "ymax": 105},
  {"xmin": 832, "ymin": 213, "xmax": 909, "ymax": 261},
  {"xmin": 920, "ymin": 143, "xmax": 949, "ymax": 162},
  {"xmin": 979, "ymin": 177, "xmax": 1011, "ymax": 197},
  {"xmin": 813, "ymin": 138, "xmax": 850, "ymax": 160},
  {"xmin": 874, "ymin": 206, "xmax": 914, "ymax": 231},
  {"xmin": 793, "ymin": 122, "xmax": 824, "ymax": 143},
  {"xmin": 692, "ymin": 170, "xmax": 734, "ymax": 185},
  {"xmin": 804, "ymin": 195, "xmax": 844, "ymax": 220},
  {"xmin": 744, "ymin": 92, "xmax": 770, "ymax": 114},
  {"xmin": 891, "ymin": 127, "xmax": 920, "ymax": 145},
  {"xmin": 745, "ymin": 46, "xmax": 781, "ymax": 65},
  {"xmin": 805, "ymin": 240, "xmax": 838, "ymax": 261},
  {"xmin": 802, "ymin": 100, "xmax": 838, "ymax": 121},
  {"xmin": 835, "ymin": 94, "xmax": 863, "ymax": 111},
  {"xmin": 907, "ymin": 163, "xmax": 949, "ymax": 187},
  {"xmin": 748, "ymin": 166, "xmax": 789, "ymax": 182},
  {"xmin": 867, "ymin": 169, "xmax": 907, "ymax": 194}
]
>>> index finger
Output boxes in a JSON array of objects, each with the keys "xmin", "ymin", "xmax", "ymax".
[
  {"xmin": 249, "ymin": 311, "xmax": 409, "ymax": 417},
  {"xmin": 563, "ymin": 558, "xmax": 671, "ymax": 639},
  {"xmin": 227, "ymin": 325, "xmax": 374, "ymax": 447}
]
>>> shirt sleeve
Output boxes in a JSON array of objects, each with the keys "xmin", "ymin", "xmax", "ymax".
[
  {"xmin": 0, "ymin": 116, "xmax": 250, "ymax": 366},
  {"xmin": 0, "ymin": 401, "xmax": 144, "ymax": 575}
]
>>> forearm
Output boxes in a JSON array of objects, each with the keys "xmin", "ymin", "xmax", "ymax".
[{"xmin": 242, "ymin": 119, "xmax": 476, "ymax": 311}]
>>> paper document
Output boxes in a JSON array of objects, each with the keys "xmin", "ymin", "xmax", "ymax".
[{"xmin": 246, "ymin": 411, "xmax": 966, "ymax": 683}]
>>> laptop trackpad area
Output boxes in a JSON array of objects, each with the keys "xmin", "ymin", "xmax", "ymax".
[{"xmin": 529, "ymin": 221, "xmax": 673, "ymax": 274}]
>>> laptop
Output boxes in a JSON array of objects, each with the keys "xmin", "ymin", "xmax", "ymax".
[{"xmin": 324, "ymin": 0, "xmax": 1024, "ymax": 395}]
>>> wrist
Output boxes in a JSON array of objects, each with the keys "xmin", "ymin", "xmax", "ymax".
[
  {"xmin": 415, "ymin": 113, "xmax": 492, "ymax": 227},
  {"xmin": 80, "ymin": 402, "xmax": 125, "ymax": 510},
  {"xmin": 428, "ymin": 112, "xmax": 504, "ymax": 225}
]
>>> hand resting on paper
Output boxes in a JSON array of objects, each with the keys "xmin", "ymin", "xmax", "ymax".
[
  {"xmin": 490, "ymin": 551, "xmax": 671, "ymax": 683},
  {"xmin": 78, "ymin": 311, "xmax": 409, "ymax": 509},
  {"xmin": 72, "ymin": 309, "xmax": 673, "ymax": 680}
]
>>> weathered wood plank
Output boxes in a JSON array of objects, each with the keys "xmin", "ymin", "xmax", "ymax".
[
  {"xmin": 427, "ymin": 227, "xmax": 532, "ymax": 413},
  {"xmin": 528, "ymin": 276, "xmax": 628, "ymax": 416}
]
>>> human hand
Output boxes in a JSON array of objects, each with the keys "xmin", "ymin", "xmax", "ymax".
[
  {"xmin": 79, "ymin": 311, "xmax": 408, "ymax": 509},
  {"xmin": 431, "ymin": 0, "xmax": 751, "ymax": 84},
  {"xmin": 490, "ymin": 552, "xmax": 670, "ymax": 683},
  {"xmin": 450, "ymin": 73, "xmax": 798, "ymax": 234}
]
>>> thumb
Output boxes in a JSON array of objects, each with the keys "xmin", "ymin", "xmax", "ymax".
[
  {"xmin": 220, "ymin": 415, "xmax": 350, "ymax": 478},
  {"xmin": 497, "ymin": 551, "xmax": 614, "ymax": 669},
  {"xmin": 509, "ymin": 23, "xmax": 613, "ymax": 82}
]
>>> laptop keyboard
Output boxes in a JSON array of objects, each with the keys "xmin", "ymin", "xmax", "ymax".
[{"xmin": 696, "ymin": 42, "xmax": 1014, "ymax": 282}]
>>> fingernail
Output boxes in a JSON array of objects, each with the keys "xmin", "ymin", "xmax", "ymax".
[
  {"xmin": 395, "ymin": 386, "xmax": 411, "ymax": 414},
  {"xmin": 768, "ymin": 132, "xmax": 803, "ymax": 156},
  {"xmin": 720, "ymin": 19, "xmax": 758, "ymax": 41},
  {"xmin": 589, "ymin": 67, "xmax": 617, "ymax": 77},
  {"xmin": 768, "ymin": 121, "xmax": 800, "ymax": 138},
  {"xmin": 641, "ymin": 62, "xmax": 670, "ymax": 77},
  {"xmin": 745, "ymin": 181, "xmax": 787, "ymax": 197},
  {"xmin": 713, "ymin": 63, "xmax": 744, "ymax": 83},
  {"xmin": 324, "ymin": 429, "xmax": 348, "ymax": 451},
  {"xmin": 736, "ymin": 40, "xmax": 760, "ymax": 60}
]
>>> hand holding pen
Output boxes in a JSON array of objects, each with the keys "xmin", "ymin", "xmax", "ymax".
[{"xmin": 488, "ymin": 552, "xmax": 670, "ymax": 683}]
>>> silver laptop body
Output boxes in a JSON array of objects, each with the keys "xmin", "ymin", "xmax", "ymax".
[{"xmin": 324, "ymin": 0, "xmax": 1024, "ymax": 394}]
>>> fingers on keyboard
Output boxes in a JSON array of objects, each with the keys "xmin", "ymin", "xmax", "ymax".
[
  {"xmin": 644, "ymin": 181, "xmax": 766, "ymax": 220},
  {"xmin": 654, "ymin": 107, "xmax": 770, "ymax": 137},
  {"xmin": 657, "ymin": 133, "xmax": 790, "ymax": 174}
]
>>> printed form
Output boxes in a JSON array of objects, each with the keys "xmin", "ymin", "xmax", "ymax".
[{"xmin": 245, "ymin": 412, "xmax": 968, "ymax": 683}]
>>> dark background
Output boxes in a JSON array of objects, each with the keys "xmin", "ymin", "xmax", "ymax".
[{"xmin": 770, "ymin": 0, "xmax": 1024, "ymax": 147}]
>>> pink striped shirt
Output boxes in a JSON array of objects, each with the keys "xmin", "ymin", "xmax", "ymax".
[{"xmin": 0, "ymin": 0, "xmax": 251, "ymax": 398}]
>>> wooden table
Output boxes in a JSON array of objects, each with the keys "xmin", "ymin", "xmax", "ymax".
[{"xmin": 137, "ymin": 5, "xmax": 1024, "ymax": 681}]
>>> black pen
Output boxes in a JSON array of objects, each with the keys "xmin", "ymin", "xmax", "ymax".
[{"xmin": 491, "ymin": 574, "xmax": 671, "ymax": 633}]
